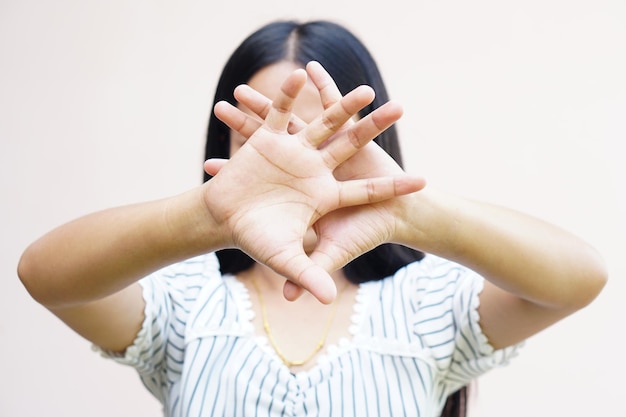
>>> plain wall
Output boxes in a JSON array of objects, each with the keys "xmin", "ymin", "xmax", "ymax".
[{"xmin": 1, "ymin": 1, "xmax": 624, "ymax": 416}]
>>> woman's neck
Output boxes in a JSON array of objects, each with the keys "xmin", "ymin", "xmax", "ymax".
[{"xmin": 237, "ymin": 262, "xmax": 358, "ymax": 372}]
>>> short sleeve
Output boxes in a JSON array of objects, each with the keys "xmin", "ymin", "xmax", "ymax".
[
  {"xmin": 410, "ymin": 256, "xmax": 523, "ymax": 393},
  {"xmin": 445, "ymin": 270, "xmax": 522, "ymax": 390},
  {"xmin": 93, "ymin": 253, "xmax": 221, "ymax": 402}
]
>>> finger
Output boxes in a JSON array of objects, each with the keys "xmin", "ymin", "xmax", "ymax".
[
  {"xmin": 282, "ymin": 280, "xmax": 305, "ymax": 301},
  {"xmin": 284, "ymin": 261, "xmax": 337, "ymax": 304},
  {"xmin": 214, "ymin": 100, "xmax": 262, "ymax": 140},
  {"xmin": 203, "ymin": 158, "xmax": 229, "ymax": 177},
  {"xmin": 337, "ymin": 175, "xmax": 426, "ymax": 207},
  {"xmin": 308, "ymin": 244, "xmax": 353, "ymax": 278},
  {"xmin": 306, "ymin": 61, "xmax": 344, "ymax": 109},
  {"xmin": 308, "ymin": 221, "xmax": 381, "ymax": 274},
  {"xmin": 262, "ymin": 246, "xmax": 337, "ymax": 304},
  {"xmin": 233, "ymin": 85, "xmax": 273, "ymax": 121},
  {"xmin": 301, "ymin": 85, "xmax": 375, "ymax": 148},
  {"xmin": 234, "ymin": 85, "xmax": 307, "ymax": 133},
  {"xmin": 320, "ymin": 100, "xmax": 403, "ymax": 167},
  {"xmin": 264, "ymin": 68, "xmax": 307, "ymax": 132},
  {"xmin": 294, "ymin": 261, "xmax": 337, "ymax": 304}
]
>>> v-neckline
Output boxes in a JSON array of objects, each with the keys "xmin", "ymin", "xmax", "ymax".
[{"xmin": 223, "ymin": 274, "xmax": 372, "ymax": 377}]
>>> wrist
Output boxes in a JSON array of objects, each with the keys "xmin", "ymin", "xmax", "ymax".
[
  {"xmin": 391, "ymin": 187, "xmax": 454, "ymax": 253},
  {"xmin": 162, "ymin": 185, "xmax": 230, "ymax": 257}
]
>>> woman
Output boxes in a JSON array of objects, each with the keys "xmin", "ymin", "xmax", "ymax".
[
  {"xmin": 204, "ymin": 20, "xmax": 468, "ymax": 414},
  {"xmin": 18, "ymin": 20, "xmax": 607, "ymax": 417}
]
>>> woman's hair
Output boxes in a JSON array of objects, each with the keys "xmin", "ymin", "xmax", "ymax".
[{"xmin": 203, "ymin": 19, "xmax": 467, "ymax": 417}]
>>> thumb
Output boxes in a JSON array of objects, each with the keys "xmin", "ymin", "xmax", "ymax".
[
  {"xmin": 271, "ymin": 252, "xmax": 337, "ymax": 304},
  {"xmin": 290, "ymin": 257, "xmax": 337, "ymax": 304},
  {"xmin": 257, "ymin": 243, "xmax": 338, "ymax": 304},
  {"xmin": 282, "ymin": 280, "xmax": 305, "ymax": 301},
  {"xmin": 307, "ymin": 239, "xmax": 354, "ymax": 276},
  {"xmin": 204, "ymin": 158, "xmax": 229, "ymax": 177}
]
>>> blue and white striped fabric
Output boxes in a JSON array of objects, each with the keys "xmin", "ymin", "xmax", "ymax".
[{"xmin": 97, "ymin": 252, "xmax": 521, "ymax": 417}]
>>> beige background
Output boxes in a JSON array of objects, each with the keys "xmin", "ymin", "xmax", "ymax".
[{"xmin": 1, "ymin": 1, "xmax": 624, "ymax": 416}]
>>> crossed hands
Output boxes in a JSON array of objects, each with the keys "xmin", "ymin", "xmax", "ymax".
[{"xmin": 204, "ymin": 62, "xmax": 426, "ymax": 303}]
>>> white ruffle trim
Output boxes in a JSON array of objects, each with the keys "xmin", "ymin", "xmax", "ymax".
[
  {"xmin": 470, "ymin": 278, "xmax": 524, "ymax": 366},
  {"xmin": 91, "ymin": 280, "xmax": 157, "ymax": 373},
  {"xmin": 224, "ymin": 275, "xmax": 256, "ymax": 332}
]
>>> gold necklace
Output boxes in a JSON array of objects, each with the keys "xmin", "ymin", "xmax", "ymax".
[{"xmin": 250, "ymin": 276, "xmax": 348, "ymax": 368}]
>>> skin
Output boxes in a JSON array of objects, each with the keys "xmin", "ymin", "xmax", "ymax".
[
  {"xmin": 17, "ymin": 63, "xmax": 425, "ymax": 353},
  {"xmin": 212, "ymin": 61, "xmax": 608, "ymax": 352},
  {"xmin": 224, "ymin": 62, "xmax": 368, "ymax": 372},
  {"xmin": 228, "ymin": 62, "xmax": 328, "ymax": 261},
  {"xmin": 18, "ymin": 61, "xmax": 607, "ymax": 371}
]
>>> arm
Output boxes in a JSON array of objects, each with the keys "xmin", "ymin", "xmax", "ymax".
[
  {"xmin": 17, "ymin": 189, "xmax": 216, "ymax": 352},
  {"xmin": 229, "ymin": 61, "xmax": 608, "ymax": 348},
  {"xmin": 392, "ymin": 188, "xmax": 607, "ymax": 349},
  {"xmin": 308, "ymin": 63, "xmax": 607, "ymax": 348},
  {"xmin": 17, "ymin": 67, "xmax": 422, "ymax": 352}
]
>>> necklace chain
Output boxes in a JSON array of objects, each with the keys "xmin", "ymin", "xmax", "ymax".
[{"xmin": 250, "ymin": 276, "xmax": 348, "ymax": 368}]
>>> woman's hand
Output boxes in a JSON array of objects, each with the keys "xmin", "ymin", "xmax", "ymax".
[
  {"xmin": 306, "ymin": 62, "xmax": 423, "ymax": 267},
  {"xmin": 215, "ymin": 62, "xmax": 607, "ymax": 350},
  {"xmin": 204, "ymin": 66, "xmax": 423, "ymax": 303}
]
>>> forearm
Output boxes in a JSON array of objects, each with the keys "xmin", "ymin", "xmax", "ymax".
[
  {"xmin": 394, "ymin": 187, "xmax": 607, "ymax": 309},
  {"xmin": 18, "ymin": 185, "xmax": 223, "ymax": 308}
]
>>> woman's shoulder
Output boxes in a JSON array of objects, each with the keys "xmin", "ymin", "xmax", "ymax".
[
  {"xmin": 137, "ymin": 252, "xmax": 223, "ymax": 310},
  {"xmin": 390, "ymin": 254, "xmax": 481, "ymax": 293}
]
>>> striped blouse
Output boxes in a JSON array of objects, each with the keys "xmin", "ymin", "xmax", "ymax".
[{"xmin": 97, "ymin": 252, "xmax": 521, "ymax": 417}]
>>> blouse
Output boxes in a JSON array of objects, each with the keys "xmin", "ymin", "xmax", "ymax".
[{"xmin": 96, "ymin": 252, "xmax": 521, "ymax": 417}]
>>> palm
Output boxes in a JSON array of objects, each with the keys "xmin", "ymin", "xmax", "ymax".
[
  {"xmin": 312, "ymin": 138, "xmax": 409, "ymax": 266},
  {"xmin": 205, "ymin": 66, "xmax": 423, "ymax": 303},
  {"xmin": 208, "ymin": 128, "xmax": 345, "ymax": 277}
]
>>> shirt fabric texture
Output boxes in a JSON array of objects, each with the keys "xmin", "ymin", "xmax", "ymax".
[{"xmin": 96, "ymin": 252, "xmax": 522, "ymax": 417}]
